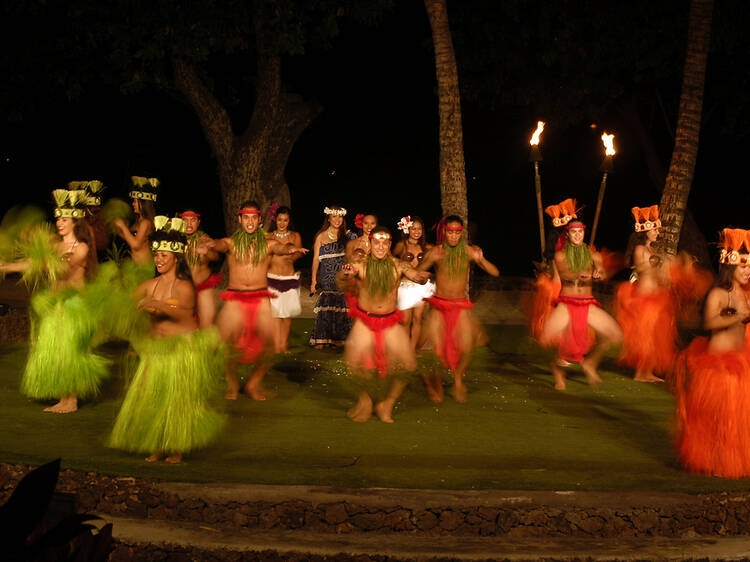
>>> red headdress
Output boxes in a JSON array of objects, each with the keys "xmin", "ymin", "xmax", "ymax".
[
  {"xmin": 719, "ymin": 228, "xmax": 750, "ymax": 265},
  {"xmin": 631, "ymin": 205, "xmax": 661, "ymax": 232},
  {"xmin": 545, "ymin": 198, "xmax": 578, "ymax": 228},
  {"xmin": 433, "ymin": 216, "xmax": 464, "ymax": 245}
]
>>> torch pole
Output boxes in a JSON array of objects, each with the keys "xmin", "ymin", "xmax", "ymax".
[
  {"xmin": 590, "ymin": 171, "xmax": 608, "ymax": 248},
  {"xmin": 534, "ymin": 161, "xmax": 545, "ymax": 259}
]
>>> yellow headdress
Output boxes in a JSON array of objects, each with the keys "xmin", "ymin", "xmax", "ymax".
[
  {"xmin": 129, "ymin": 176, "xmax": 159, "ymax": 202},
  {"xmin": 52, "ymin": 188, "xmax": 87, "ymax": 219},
  {"xmin": 150, "ymin": 215, "xmax": 187, "ymax": 253}
]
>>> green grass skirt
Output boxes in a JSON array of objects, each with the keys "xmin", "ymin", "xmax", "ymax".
[
  {"xmin": 108, "ymin": 328, "xmax": 227, "ymax": 455},
  {"xmin": 22, "ymin": 289, "xmax": 110, "ymax": 399}
]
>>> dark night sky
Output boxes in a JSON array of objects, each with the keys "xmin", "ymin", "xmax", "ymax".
[{"xmin": 1, "ymin": 2, "xmax": 749, "ymax": 276}]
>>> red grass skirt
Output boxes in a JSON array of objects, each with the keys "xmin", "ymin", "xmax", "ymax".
[
  {"xmin": 674, "ymin": 338, "xmax": 750, "ymax": 478},
  {"xmin": 219, "ymin": 289, "xmax": 275, "ymax": 364},
  {"xmin": 615, "ymin": 282, "xmax": 677, "ymax": 376},
  {"xmin": 348, "ymin": 300, "xmax": 403, "ymax": 377}
]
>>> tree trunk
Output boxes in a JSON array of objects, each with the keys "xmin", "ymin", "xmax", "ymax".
[
  {"xmin": 172, "ymin": 53, "xmax": 321, "ymax": 234},
  {"xmin": 618, "ymin": 101, "xmax": 711, "ymax": 267},
  {"xmin": 659, "ymin": 0, "xmax": 713, "ymax": 255},
  {"xmin": 424, "ymin": 0, "xmax": 468, "ymax": 226}
]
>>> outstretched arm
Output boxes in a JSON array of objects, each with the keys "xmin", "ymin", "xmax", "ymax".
[
  {"xmin": 115, "ymin": 218, "xmax": 151, "ymax": 252},
  {"xmin": 269, "ymin": 239, "xmax": 308, "ymax": 257},
  {"xmin": 198, "ymin": 236, "xmax": 231, "ymax": 255},
  {"xmin": 0, "ymin": 259, "xmax": 31, "ymax": 274},
  {"xmin": 470, "ymin": 246, "xmax": 499, "ymax": 277},
  {"xmin": 417, "ymin": 246, "xmax": 440, "ymax": 272},
  {"xmin": 398, "ymin": 260, "xmax": 430, "ymax": 284}
]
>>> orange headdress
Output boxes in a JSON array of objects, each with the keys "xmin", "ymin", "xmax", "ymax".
[
  {"xmin": 719, "ymin": 228, "xmax": 750, "ymax": 265},
  {"xmin": 544, "ymin": 198, "xmax": 578, "ymax": 228},
  {"xmin": 631, "ymin": 205, "xmax": 661, "ymax": 232}
]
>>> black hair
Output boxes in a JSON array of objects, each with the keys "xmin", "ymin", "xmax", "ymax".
[
  {"xmin": 269, "ymin": 206, "xmax": 294, "ymax": 233},
  {"xmin": 149, "ymin": 229, "xmax": 192, "ymax": 281},
  {"xmin": 370, "ymin": 225, "xmax": 392, "ymax": 238},
  {"xmin": 444, "ymin": 215, "xmax": 463, "ymax": 226},
  {"xmin": 400, "ymin": 215, "xmax": 426, "ymax": 250},
  {"xmin": 238, "ymin": 200, "xmax": 261, "ymax": 212},
  {"xmin": 624, "ymin": 231, "xmax": 650, "ymax": 267}
]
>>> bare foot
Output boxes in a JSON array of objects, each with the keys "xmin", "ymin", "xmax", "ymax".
[
  {"xmin": 556, "ymin": 358, "xmax": 573, "ymax": 368},
  {"xmin": 552, "ymin": 364, "xmax": 567, "ymax": 391},
  {"xmin": 347, "ymin": 400, "xmax": 373, "ymax": 422},
  {"xmin": 165, "ymin": 453, "xmax": 183, "ymax": 464},
  {"xmin": 581, "ymin": 359, "xmax": 603, "ymax": 389},
  {"xmin": 374, "ymin": 400, "xmax": 395, "ymax": 423},
  {"xmin": 314, "ymin": 344, "xmax": 325, "ymax": 350},
  {"xmin": 450, "ymin": 384, "xmax": 468, "ymax": 403},
  {"xmin": 224, "ymin": 390, "xmax": 239, "ymax": 400},
  {"xmin": 634, "ymin": 372, "xmax": 664, "ymax": 383},
  {"xmin": 145, "ymin": 453, "xmax": 164, "ymax": 463},
  {"xmin": 43, "ymin": 398, "xmax": 78, "ymax": 413},
  {"xmin": 423, "ymin": 376, "xmax": 444, "ymax": 403}
]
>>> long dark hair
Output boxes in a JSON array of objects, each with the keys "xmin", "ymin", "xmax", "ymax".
[
  {"xmin": 269, "ymin": 206, "xmax": 294, "ymax": 233},
  {"xmin": 714, "ymin": 264, "xmax": 736, "ymax": 291},
  {"xmin": 400, "ymin": 216, "xmax": 426, "ymax": 250},
  {"xmin": 357, "ymin": 213, "xmax": 378, "ymax": 237},
  {"xmin": 136, "ymin": 198, "xmax": 156, "ymax": 223},
  {"xmin": 624, "ymin": 231, "xmax": 650, "ymax": 267},
  {"xmin": 72, "ymin": 218, "xmax": 98, "ymax": 280},
  {"xmin": 315, "ymin": 206, "xmax": 349, "ymax": 246}
]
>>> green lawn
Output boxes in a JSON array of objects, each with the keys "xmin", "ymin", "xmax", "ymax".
[{"xmin": 0, "ymin": 320, "xmax": 747, "ymax": 493}]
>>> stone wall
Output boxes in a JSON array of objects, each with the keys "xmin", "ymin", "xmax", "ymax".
[{"xmin": 1, "ymin": 462, "xmax": 749, "ymax": 540}]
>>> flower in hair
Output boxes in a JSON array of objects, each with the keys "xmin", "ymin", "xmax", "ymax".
[
  {"xmin": 397, "ymin": 216, "xmax": 413, "ymax": 235},
  {"xmin": 267, "ymin": 203, "xmax": 280, "ymax": 224},
  {"xmin": 354, "ymin": 213, "xmax": 364, "ymax": 229}
]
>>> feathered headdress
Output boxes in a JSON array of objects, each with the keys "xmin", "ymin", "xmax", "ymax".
[
  {"xmin": 544, "ymin": 198, "xmax": 579, "ymax": 228},
  {"xmin": 631, "ymin": 205, "xmax": 661, "ymax": 232},
  {"xmin": 68, "ymin": 180, "xmax": 105, "ymax": 206},
  {"xmin": 52, "ymin": 188, "xmax": 87, "ymax": 219},
  {"xmin": 150, "ymin": 215, "xmax": 187, "ymax": 253},
  {"xmin": 129, "ymin": 176, "xmax": 159, "ymax": 202},
  {"xmin": 719, "ymin": 228, "xmax": 750, "ymax": 265}
]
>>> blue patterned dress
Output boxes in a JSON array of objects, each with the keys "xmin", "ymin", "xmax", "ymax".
[{"xmin": 310, "ymin": 232, "xmax": 357, "ymax": 346}]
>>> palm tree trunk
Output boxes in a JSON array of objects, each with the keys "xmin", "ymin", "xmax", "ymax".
[
  {"xmin": 659, "ymin": 0, "xmax": 713, "ymax": 255},
  {"xmin": 424, "ymin": 0, "xmax": 468, "ymax": 226}
]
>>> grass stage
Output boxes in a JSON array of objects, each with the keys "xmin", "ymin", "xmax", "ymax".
[{"xmin": 0, "ymin": 320, "xmax": 747, "ymax": 494}]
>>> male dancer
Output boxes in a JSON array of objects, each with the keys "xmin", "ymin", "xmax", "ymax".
[
  {"xmin": 539, "ymin": 218, "xmax": 622, "ymax": 390},
  {"xmin": 201, "ymin": 201, "xmax": 307, "ymax": 400},
  {"xmin": 181, "ymin": 209, "xmax": 222, "ymax": 327},
  {"xmin": 418, "ymin": 216, "xmax": 500, "ymax": 402},
  {"xmin": 338, "ymin": 226, "xmax": 429, "ymax": 423}
]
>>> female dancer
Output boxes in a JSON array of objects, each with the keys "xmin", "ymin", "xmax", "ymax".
[
  {"xmin": 267, "ymin": 205, "xmax": 304, "ymax": 352},
  {"xmin": 109, "ymin": 216, "xmax": 225, "ymax": 464},
  {"xmin": 114, "ymin": 176, "xmax": 157, "ymax": 268},
  {"xmin": 346, "ymin": 213, "xmax": 377, "ymax": 263},
  {"xmin": 0, "ymin": 188, "xmax": 104, "ymax": 413},
  {"xmin": 310, "ymin": 206, "xmax": 357, "ymax": 348},
  {"xmin": 392, "ymin": 215, "xmax": 435, "ymax": 348},
  {"xmin": 615, "ymin": 205, "xmax": 676, "ymax": 382},
  {"xmin": 674, "ymin": 228, "xmax": 750, "ymax": 478}
]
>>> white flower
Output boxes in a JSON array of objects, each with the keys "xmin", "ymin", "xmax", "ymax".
[
  {"xmin": 397, "ymin": 216, "xmax": 413, "ymax": 234},
  {"xmin": 324, "ymin": 206, "xmax": 347, "ymax": 216}
]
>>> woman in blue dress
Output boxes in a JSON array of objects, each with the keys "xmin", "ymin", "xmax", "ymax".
[{"xmin": 309, "ymin": 206, "xmax": 357, "ymax": 348}]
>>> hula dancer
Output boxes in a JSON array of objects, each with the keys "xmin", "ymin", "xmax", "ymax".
[
  {"xmin": 0, "ymin": 188, "xmax": 104, "ymax": 413},
  {"xmin": 310, "ymin": 205, "xmax": 357, "ymax": 348},
  {"xmin": 266, "ymin": 205, "xmax": 304, "ymax": 353},
  {"xmin": 181, "ymin": 209, "xmax": 222, "ymax": 328},
  {"xmin": 338, "ymin": 226, "xmax": 430, "ymax": 423},
  {"xmin": 393, "ymin": 215, "xmax": 435, "ymax": 349},
  {"xmin": 109, "ymin": 216, "xmax": 225, "ymax": 464},
  {"xmin": 674, "ymin": 229, "xmax": 750, "ymax": 478},
  {"xmin": 202, "ymin": 200, "xmax": 308, "ymax": 400},
  {"xmin": 539, "ymin": 216, "xmax": 622, "ymax": 390},
  {"xmin": 418, "ymin": 216, "xmax": 500, "ymax": 403},
  {"xmin": 615, "ymin": 205, "xmax": 676, "ymax": 383},
  {"xmin": 114, "ymin": 176, "xmax": 157, "ymax": 280}
]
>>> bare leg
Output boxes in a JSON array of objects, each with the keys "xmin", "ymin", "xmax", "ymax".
[
  {"xmin": 244, "ymin": 358, "xmax": 275, "ymax": 400},
  {"xmin": 44, "ymin": 394, "xmax": 78, "ymax": 413},
  {"xmin": 197, "ymin": 289, "xmax": 217, "ymax": 328},
  {"xmin": 410, "ymin": 304, "xmax": 425, "ymax": 350},
  {"xmin": 375, "ymin": 379, "xmax": 407, "ymax": 423},
  {"xmin": 224, "ymin": 362, "xmax": 240, "ymax": 400},
  {"xmin": 551, "ymin": 362, "xmax": 567, "ymax": 391},
  {"xmin": 146, "ymin": 452, "xmax": 164, "ymax": 463},
  {"xmin": 582, "ymin": 306, "xmax": 623, "ymax": 389},
  {"xmin": 450, "ymin": 355, "xmax": 472, "ymax": 403},
  {"xmin": 280, "ymin": 318, "xmax": 292, "ymax": 353},
  {"xmin": 423, "ymin": 366, "xmax": 444, "ymax": 403},
  {"xmin": 347, "ymin": 391, "xmax": 373, "ymax": 422}
]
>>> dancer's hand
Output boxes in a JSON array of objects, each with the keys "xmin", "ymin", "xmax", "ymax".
[{"xmin": 340, "ymin": 263, "xmax": 356, "ymax": 279}]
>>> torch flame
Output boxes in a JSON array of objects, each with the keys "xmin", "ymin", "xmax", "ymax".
[
  {"xmin": 601, "ymin": 133, "xmax": 616, "ymax": 156},
  {"xmin": 529, "ymin": 121, "xmax": 545, "ymax": 146}
]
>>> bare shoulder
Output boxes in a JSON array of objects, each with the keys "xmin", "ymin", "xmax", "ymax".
[
  {"xmin": 175, "ymin": 278, "xmax": 196, "ymax": 299},
  {"xmin": 292, "ymin": 231, "xmax": 302, "ymax": 246}
]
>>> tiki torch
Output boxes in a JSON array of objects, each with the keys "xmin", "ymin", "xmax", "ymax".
[
  {"xmin": 590, "ymin": 132, "xmax": 615, "ymax": 248},
  {"xmin": 529, "ymin": 121, "xmax": 546, "ymax": 260}
]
